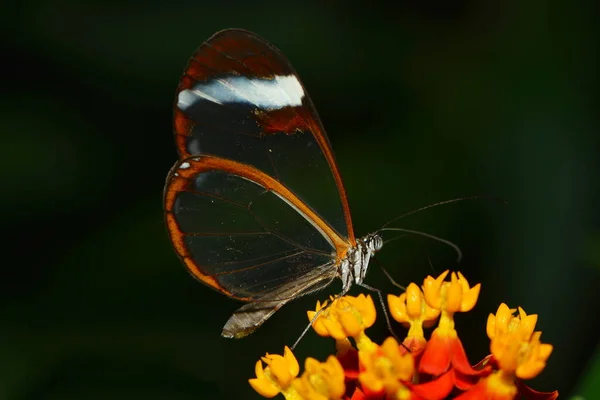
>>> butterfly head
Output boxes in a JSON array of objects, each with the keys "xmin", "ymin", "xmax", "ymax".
[{"xmin": 367, "ymin": 233, "xmax": 383, "ymax": 253}]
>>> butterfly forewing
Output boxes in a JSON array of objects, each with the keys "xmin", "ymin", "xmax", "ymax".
[
  {"xmin": 173, "ymin": 29, "xmax": 354, "ymax": 242},
  {"xmin": 165, "ymin": 156, "xmax": 342, "ymax": 301}
]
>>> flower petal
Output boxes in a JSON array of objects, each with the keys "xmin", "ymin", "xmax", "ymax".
[
  {"xmin": 409, "ymin": 369, "xmax": 455, "ymax": 400},
  {"xmin": 450, "ymin": 334, "xmax": 490, "ymax": 376},
  {"xmin": 419, "ymin": 330, "xmax": 451, "ymax": 375},
  {"xmin": 515, "ymin": 379, "xmax": 559, "ymax": 400}
]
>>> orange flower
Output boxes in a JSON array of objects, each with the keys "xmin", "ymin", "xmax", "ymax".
[
  {"xmin": 488, "ymin": 304, "xmax": 553, "ymax": 380},
  {"xmin": 422, "ymin": 270, "xmax": 480, "ymax": 314},
  {"xmin": 454, "ymin": 371, "xmax": 518, "ymax": 400},
  {"xmin": 388, "ymin": 283, "xmax": 440, "ymax": 354},
  {"xmin": 249, "ymin": 346, "xmax": 300, "ymax": 398},
  {"xmin": 455, "ymin": 368, "xmax": 558, "ymax": 400},
  {"xmin": 487, "ymin": 303, "xmax": 538, "ymax": 343},
  {"xmin": 293, "ymin": 356, "xmax": 345, "ymax": 400},
  {"xmin": 457, "ymin": 304, "xmax": 557, "ymax": 400},
  {"xmin": 249, "ymin": 272, "xmax": 557, "ymax": 400},
  {"xmin": 358, "ymin": 337, "xmax": 455, "ymax": 400},
  {"xmin": 309, "ymin": 294, "xmax": 377, "ymax": 351},
  {"xmin": 419, "ymin": 271, "xmax": 485, "ymax": 379},
  {"xmin": 358, "ymin": 337, "xmax": 415, "ymax": 398}
]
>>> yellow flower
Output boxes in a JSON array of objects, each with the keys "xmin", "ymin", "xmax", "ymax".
[
  {"xmin": 359, "ymin": 337, "xmax": 415, "ymax": 398},
  {"xmin": 249, "ymin": 272, "xmax": 557, "ymax": 400},
  {"xmin": 487, "ymin": 304, "xmax": 553, "ymax": 380},
  {"xmin": 487, "ymin": 303, "xmax": 538, "ymax": 342},
  {"xmin": 388, "ymin": 282, "xmax": 440, "ymax": 352},
  {"xmin": 308, "ymin": 294, "xmax": 377, "ymax": 351},
  {"xmin": 461, "ymin": 370, "xmax": 519, "ymax": 400},
  {"xmin": 418, "ymin": 271, "xmax": 483, "ymax": 376},
  {"xmin": 293, "ymin": 356, "xmax": 345, "ymax": 400},
  {"xmin": 423, "ymin": 270, "xmax": 480, "ymax": 314},
  {"xmin": 249, "ymin": 346, "xmax": 300, "ymax": 398}
]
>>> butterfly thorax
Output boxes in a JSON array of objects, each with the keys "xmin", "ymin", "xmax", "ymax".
[{"xmin": 339, "ymin": 233, "xmax": 383, "ymax": 293}]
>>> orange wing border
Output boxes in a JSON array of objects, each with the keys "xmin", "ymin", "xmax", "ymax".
[{"xmin": 163, "ymin": 155, "xmax": 352, "ymax": 300}]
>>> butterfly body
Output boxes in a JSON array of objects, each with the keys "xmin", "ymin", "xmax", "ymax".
[{"xmin": 339, "ymin": 233, "xmax": 383, "ymax": 292}]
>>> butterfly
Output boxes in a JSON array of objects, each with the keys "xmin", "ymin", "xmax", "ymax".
[{"xmin": 163, "ymin": 29, "xmax": 387, "ymax": 340}]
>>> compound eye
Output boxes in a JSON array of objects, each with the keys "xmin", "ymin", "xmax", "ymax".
[{"xmin": 372, "ymin": 235, "xmax": 383, "ymax": 251}]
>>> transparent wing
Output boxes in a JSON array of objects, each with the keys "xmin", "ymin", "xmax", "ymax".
[
  {"xmin": 164, "ymin": 156, "xmax": 346, "ymax": 301},
  {"xmin": 173, "ymin": 29, "xmax": 354, "ymax": 242},
  {"xmin": 221, "ymin": 263, "xmax": 337, "ymax": 338}
]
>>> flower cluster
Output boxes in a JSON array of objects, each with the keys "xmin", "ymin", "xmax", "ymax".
[{"xmin": 250, "ymin": 270, "xmax": 558, "ymax": 400}]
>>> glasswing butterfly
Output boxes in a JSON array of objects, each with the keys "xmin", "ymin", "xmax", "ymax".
[{"xmin": 164, "ymin": 29, "xmax": 388, "ymax": 340}]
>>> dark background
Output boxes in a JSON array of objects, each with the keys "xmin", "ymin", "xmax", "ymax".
[{"xmin": 2, "ymin": 1, "xmax": 599, "ymax": 399}]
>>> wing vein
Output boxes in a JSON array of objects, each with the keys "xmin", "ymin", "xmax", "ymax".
[{"xmin": 214, "ymin": 250, "xmax": 306, "ymax": 276}]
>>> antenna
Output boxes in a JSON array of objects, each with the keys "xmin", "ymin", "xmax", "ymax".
[
  {"xmin": 378, "ymin": 227, "xmax": 463, "ymax": 262},
  {"xmin": 379, "ymin": 195, "xmax": 507, "ymax": 230}
]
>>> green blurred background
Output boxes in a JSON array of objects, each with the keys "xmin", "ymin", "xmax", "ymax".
[{"xmin": 2, "ymin": 1, "xmax": 599, "ymax": 399}]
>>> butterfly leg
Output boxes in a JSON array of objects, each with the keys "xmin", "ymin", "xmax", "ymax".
[{"xmin": 357, "ymin": 282, "xmax": 401, "ymax": 344}]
